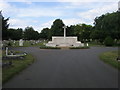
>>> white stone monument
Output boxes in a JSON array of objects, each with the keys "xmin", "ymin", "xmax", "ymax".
[
  {"xmin": 46, "ymin": 25, "xmax": 84, "ymax": 47},
  {"xmin": 19, "ymin": 39, "xmax": 24, "ymax": 46}
]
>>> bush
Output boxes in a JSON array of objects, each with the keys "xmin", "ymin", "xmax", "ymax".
[
  {"xmin": 69, "ymin": 46, "xmax": 90, "ymax": 49},
  {"xmin": 40, "ymin": 46, "xmax": 61, "ymax": 49},
  {"xmin": 104, "ymin": 36, "xmax": 114, "ymax": 46}
]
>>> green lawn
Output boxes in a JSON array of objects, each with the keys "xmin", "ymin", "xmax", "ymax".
[
  {"xmin": 88, "ymin": 42, "xmax": 105, "ymax": 47},
  {"xmin": 99, "ymin": 51, "xmax": 120, "ymax": 70},
  {"xmin": 2, "ymin": 53, "xmax": 35, "ymax": 84},
  {"xmin": 7, "ymin": 40, "xmax": 47, "ymax": 47}
]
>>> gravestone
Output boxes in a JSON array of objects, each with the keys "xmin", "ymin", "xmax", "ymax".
[
  {"xmin": 19, "ymin": 39, "xmax": 24, "ymax": 46},
  {"xmin": 86, "ymin": 43, "xmax": 89, "ymax": 47}
]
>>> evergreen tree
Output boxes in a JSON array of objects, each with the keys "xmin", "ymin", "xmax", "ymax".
[{"xmin": 0, "ymin": 11, "xmax": 9, "ymax": 40}]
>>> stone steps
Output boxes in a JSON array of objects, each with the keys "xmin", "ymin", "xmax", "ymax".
[{"xmin": 60, "ymin": 47, "xmax": 69, "ymax": 50}]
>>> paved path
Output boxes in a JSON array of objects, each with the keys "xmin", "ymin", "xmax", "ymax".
[{"xmin": 3, "ymin": 47, "xmax": 118, "ymax": 88}]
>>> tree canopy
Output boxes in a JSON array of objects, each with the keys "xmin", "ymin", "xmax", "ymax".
[
  {"xmin": 24, "ymin": 27, "xmax": 40, "ymax": 40},
  {"xmin": 1, "ymin": 11, "xmax": 9, "ymax": 40},
  {"xmin": 91, "ymin": 11, "xmax": 120, "ymax": 43}
]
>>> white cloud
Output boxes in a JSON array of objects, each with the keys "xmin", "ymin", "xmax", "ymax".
[
  {"xmin": 39, "ymin": 20, "xmax": 54, "ymax": 31},
  {"xmin": 9, "ymin": 18, "xmax": 42, "ymax": 32},
  {"xmin": 63, "ymin": 18, "xmax": 84, "ymax": 26},
  {"xmin": 9, "ymin": 18, "xmax": 30, "ymax": 29},
  {"xmin": 77, "ymin": 2, "xmax": 118, "ymax": 24},
  {"xmin": 2, "ymin": 0, "xmax": 119, "ymax": 2},
  {"xmin": 17, "ymin": 8, "xmax": 63, "ymax": 17},
  {"xmin": 0, "ymin": 1, "xmax": 63, "ymax": 18},
  {"xmin": 57, "ymin": 0, "xmax": 119, "ymax": 2}
]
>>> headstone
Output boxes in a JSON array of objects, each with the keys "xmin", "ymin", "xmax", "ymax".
[
  {"xmin": 86, "ymin": 43, "xmax": 89, "ymax": 47},
  {"xmin": 6, "ymin": 47, "xmax": 8, "ymax": 56},
  {"xmin": 19, "ymin": 39, "xmax": 24, "ymax": 46},
  {"xmin": 13, "ymin": 40, "xmax": 16, "ymax": 44}
]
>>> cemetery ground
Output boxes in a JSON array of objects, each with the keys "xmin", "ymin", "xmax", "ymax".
[
  {"xmin": 2, "ymin": 50, "xmax": 35, "ymax": 84},
  {"xmin": 2, "ymin": 46, "xmax": 119, "ymax": 88},
  {"xmin": 3, "ymin": 40, "xmax": 47, "ymax": 47},
  {"xmin": 100, "ymin": 51, "xmax": 120, "ymax": 70}
]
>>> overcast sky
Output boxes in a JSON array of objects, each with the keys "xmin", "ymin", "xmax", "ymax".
[{"xmin": 0, "ymin": 0, "xmax": 119, "ymax": 32}]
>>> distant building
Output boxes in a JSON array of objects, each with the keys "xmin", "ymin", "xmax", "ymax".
[{"xmin": 118, "ymin": 1, "xmax": 120, "ymax": 12}]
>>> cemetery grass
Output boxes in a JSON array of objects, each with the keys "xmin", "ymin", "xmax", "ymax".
[
  {"xmin": 88, "ymin": 41, "xmax": 120, "ymax": 47},
  {"xmin": 2, "ymin": 54, "xmax": 35, "ymax": 84},
  {"xmin": 88, "ymin": 42, "xmax": 105, "ymax": 47},
  {"xmin": 40, "ymin": 46, "xmax": 61, "ymax": 49},
  {"xmin": 99, "ymin": 51, "xmax": 120, "ymax": 70},
  {"xmin": 11, "ymin": 40, "xmax": 47, "ymax": 47}
]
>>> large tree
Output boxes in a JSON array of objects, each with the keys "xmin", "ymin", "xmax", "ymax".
[
  {"xmin": 68, "ymin": 24, "xmax": 93, "ymax": 41},
  {"xmin": 24, "ymin": 27, "xmax": 40, "ymax": 40},
  {"xmin": 1, "ymin": 11, "xmax": 9, "ymax": 40},
  {"xmin": 93, "ymin": 11, "xmax": 120, "ymax": 41},
  {"xmin": 40, "ymin": 28, "xmax": 51, "ymax": 40},
  {"xmin": 51, "ymin": 19, "xmax": 65, "ymax": 36},
  {"xmin": 8, "ymin": 28, "xmax": 23, "ymax": 40}
]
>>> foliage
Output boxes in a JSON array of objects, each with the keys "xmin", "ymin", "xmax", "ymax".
[
  {"xmin": 93, "ymin": 12, "xmax": 120, "ymax": 42},
  {"xmin": 24, "ymin": 27, "xmax": 40, "ymax": 40},
  {"xmin": 1, "ymin": 11, "xmax": 9, "ymax": 40},
  {"xmin": 40, "ymin": 46, "xmax": 61, "ymax": 49},
  {"xmin": 39, "ymin": 28, "xmax": 51, "ymax": 40},
  {"xmin": 99, "ymin": 51, "xmax": 120, "ymax": 70},
  {"xmin": 104, "ymin": 36, "xmax": 114, "ymax": 46},
  {"xmin": 39, "ymin": 21, "xmax": 93, "ymax": 42},
  {"xmin": 69, "ymin": 46, "xmax": 90, "ymax": 49},
  {"xmin": 51, "ymin": 19, "xmax": 65, "ymax": 36},
  {"xmin": 8, "ymin": 28, "xmax": 23, "ymax": 40}
]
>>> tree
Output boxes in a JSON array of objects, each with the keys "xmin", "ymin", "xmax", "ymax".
[
  {"xmin": 8, "ymin": 28, "xmax": 23, "ymax": 40},
  {"xmin": 51, "ymin": 19, "xmax": 65, "ymax": 36},
  {"xmin": 67, "ymin": 25, "xmax": 76, "ymax": 36},
  {"xmin": 104, "ymin": 36, "xmax": 114, "ymax": 46},
  {"xmin": 1, "ymin": 11, "xmax": 9, "ymax": 40},
  {"xmin": 24, "ymin": 27, "xmax": 39, "ymax": 40},
  {"xmin": 94, "ymin": 12, "xmax": 120, "ymax": 40},
  {"xmin": 70, "ymin": 24, "xmax": 93, "ymax": 41},
  {"xmin": 40, "ymin": 28, "xmax": 51, "ymax": 40}
]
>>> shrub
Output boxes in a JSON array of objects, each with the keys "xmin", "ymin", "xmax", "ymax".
[
  {"xmin": 69, "ymin": 46, "xmax": 90, "ymax": 49},
  {"xmin": 104, "ymin": 36, "xmax": 114, "ymax": 46},
  {"xmin": 40, "ymin": 46, "xmax": 61, "ymax": 49}
]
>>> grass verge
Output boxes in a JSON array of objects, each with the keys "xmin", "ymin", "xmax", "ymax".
[
  {"xmin": 2, "ymin": 54, "xmax": 35, "ymax": 84},
  {"xmin": 99, "ymin": 51, "xmax": 120, "ymax": 70}
]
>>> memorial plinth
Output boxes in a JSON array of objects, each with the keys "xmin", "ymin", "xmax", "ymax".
[{"xmin": 46, "ymin": 26, "xmax": 84, "ymax": 47}]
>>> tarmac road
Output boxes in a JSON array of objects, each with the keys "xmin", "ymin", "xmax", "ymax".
[{"xmin": 3, "ymin": 47, "xmax": 118, "ymax": 88}]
